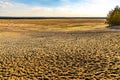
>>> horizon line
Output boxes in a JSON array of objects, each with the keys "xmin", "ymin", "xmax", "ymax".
[{"xmin": 0, "ymin": 16, "xmax": 106, "ymax": 19}]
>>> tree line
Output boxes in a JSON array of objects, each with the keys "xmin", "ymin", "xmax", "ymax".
[{"xmin": 107, "ymin": 5, "xmax": 120, "ymax": 26}]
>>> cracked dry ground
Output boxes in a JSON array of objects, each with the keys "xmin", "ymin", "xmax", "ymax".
[{"xmin": 0, "ymin": 30, "xmax": 120, "ymax": 80}]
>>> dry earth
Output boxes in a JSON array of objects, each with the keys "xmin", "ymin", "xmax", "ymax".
[{"xmin": 0, "ymin": 19, "xmax": 120, "ymax": 80}]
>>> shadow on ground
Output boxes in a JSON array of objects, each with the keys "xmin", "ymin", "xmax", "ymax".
[{"xmin": 107, "ymin": 26, "xmax": 120, "ymax": 29}]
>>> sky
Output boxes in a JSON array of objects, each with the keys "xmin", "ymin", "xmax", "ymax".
[{"xmin": 0, "ymin": 0, "xmax": 120, "ymax": 17}]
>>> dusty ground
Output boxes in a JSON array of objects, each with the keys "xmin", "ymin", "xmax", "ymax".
[{"xmin": 0, "ymin": 19, "xmax": 120, "ymax": 80}]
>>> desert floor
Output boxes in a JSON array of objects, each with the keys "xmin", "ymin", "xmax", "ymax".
[{"xmin": 0, "ymin": 19, "xmax": 120, "ymax": 80}]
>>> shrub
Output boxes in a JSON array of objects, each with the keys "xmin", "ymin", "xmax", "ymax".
[{"xmin": 107, "ymin": 5, "xmax": 120, "ymax": 26}]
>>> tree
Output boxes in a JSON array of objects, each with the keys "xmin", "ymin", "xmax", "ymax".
[{"xmin": 107, "ymin": 5, "xmax": 120, "ymax": 26}]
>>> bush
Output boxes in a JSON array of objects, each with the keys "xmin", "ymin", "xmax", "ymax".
[{"xmin": 107, "ymin": 6, "xmax": 120, "ymax": 26}]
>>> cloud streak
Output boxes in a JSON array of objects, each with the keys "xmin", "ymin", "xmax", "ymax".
[
  {"xmin": 0, "ymin": 0, "xmax": 120, "ymax": 17},
  {"xmin": 0, "ymin": 0, "xmax": 13, "ymax": 8}
]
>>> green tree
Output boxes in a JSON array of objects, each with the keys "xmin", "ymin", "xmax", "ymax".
[{"xmin": 107, "ymin": 5, "xmax": 120, "ymax": 26}]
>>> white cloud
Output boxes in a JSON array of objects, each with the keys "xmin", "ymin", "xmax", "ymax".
[
  {"xmin": 0, "ymin": 0, "xmax": 120, "ymax": 17},
  {"xmin": 0, "ymin": 0, "xmax": 13, "ymax": 8}
]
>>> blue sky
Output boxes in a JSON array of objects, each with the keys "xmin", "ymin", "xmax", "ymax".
[
  {"xmin": 12, "ymin": 0, "xmax": 62, "ymax": 6},
  {"xmin": 0, "ymin": 0, "xmax": 120, "ymax": 17},
  {"xmin": 11, "ymin": 0, "xmax": 83, "ymax": 7}
]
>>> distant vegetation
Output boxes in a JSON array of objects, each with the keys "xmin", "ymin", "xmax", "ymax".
[{"xmin": 107, "ymin": 6, "xmax": 120, "ymax": 26}]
